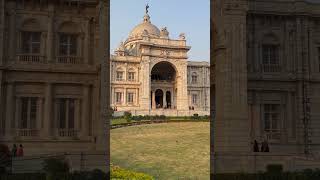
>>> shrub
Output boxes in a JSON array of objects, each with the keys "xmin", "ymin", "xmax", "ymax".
[
  {"xmin": 124, "ymin": 111, "xmax": 132, "ymax": 122},
  {"xmin": 159, "ymin": 115, "xmax": 166, "ymax": 120},
  {"xmin": 43, "ymin": 157, "xmax": 69, "ymax": 174},
  {"xmin": 144, "ymin": 115, "xmax": 150, "ymax": 120},
  {"xmin": 266, "ymin": 164, "xmax": 283, "ymax": 174},
  {"xmin": 191, "ymin": 114, "xmax": 199, "ymax": 120},
  {"xmin": 111, "ymin": 165, "xmax": 154, "ymax": 180},
  {"xmin": 87, "ymin": 169, "xmax": 108, "ymax": 180}
]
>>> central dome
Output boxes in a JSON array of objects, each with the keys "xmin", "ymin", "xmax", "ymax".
[{"xmin": 128, "ymin": 14, "xmax": 160, "ymax": 38}]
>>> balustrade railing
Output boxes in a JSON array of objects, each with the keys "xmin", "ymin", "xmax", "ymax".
[
  {"xmin": 16, "ymin": 129, "xmax": 39, "ymax": 137},
  {"xmin": 57, "ymin": 129, "xmax": 78, "ymax": 137},
  {"xmin": 17, "ymin": 54, "xmax": 46, "ymax": 63},
  {"xmin": 56, "ymin": 56, "xmax": 82, "ymax": 64},
  {"xmin": 262, "ymin": 64, "xmax": 281, "ymax": 73}
]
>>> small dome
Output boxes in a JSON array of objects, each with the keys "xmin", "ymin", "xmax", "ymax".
[{"xmin": 128, "ymin": 14, "xmax": 160, "ymax": 38}]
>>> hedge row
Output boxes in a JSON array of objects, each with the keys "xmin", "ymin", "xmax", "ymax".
[
  {"xmin": 214, "ymin": 173, "xmax": 319, "ymax": 180},
  {"xmin": 214, "ymin": 169, "xmax": 320, "ymax": 180},
  {"xmin": 0, "ymin": 171, "xmax": 108, "ymax": 180},
  {"xmin": 0, "ymin": 168, "xmax": 153, "ymax": 180},
  {"xmin": 111, "ymin": 165, "xmax": 154, "ymax": 180},
  {"xmin": 119, "ymin": 112, "xmax": 210, "ymax": 122}
]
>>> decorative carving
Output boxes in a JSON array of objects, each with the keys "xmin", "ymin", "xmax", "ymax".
[
  {"xmin": 142, "ymin": 29, "xmax": 149, "ymax": 36},
  {"xmin": 160, "ymin": 27, "xmax": 169, "ymax": 38},
  {"xmin": 160, "ymin": 50, "xmax": 170, "ymax": 57},
  {"xmin": 179, "ymin": 33, "xmax": 186, "ymax": 40}
]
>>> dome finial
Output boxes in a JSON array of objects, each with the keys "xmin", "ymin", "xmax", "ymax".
[
  {"xmin": 143, "ymin": 4, "xmax": 151, "ymax": 23},
  {"xmin": 145, "ymin": 3, "xmax": 150, "ymax": 14}
]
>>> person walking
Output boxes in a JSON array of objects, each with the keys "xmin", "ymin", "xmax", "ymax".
[
  {"xmin": 11, "ymin": 144, "xmax": 17, "ymax": 157},
  {"xmin": 17, "ymin": 144, "xmax": 24, "ymax": 157}
]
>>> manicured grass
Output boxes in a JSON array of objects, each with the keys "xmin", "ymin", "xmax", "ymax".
[{"xmin": 111, "ymin": 122, "xmax": 210, "ymax": 180}]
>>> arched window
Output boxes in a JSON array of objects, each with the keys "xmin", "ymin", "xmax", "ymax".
[
  {"xmin": 127, "ymin": 68, "xmax": 135, "ymax": 81},
  {"xmin": 116, "ymin": 68, "xmax": 124, "ymax": 81},
  {"xmin": 192, "ymin": 94, "xmax": 198, "ymax": 105},
  {"xmin": 191, "ymin": 72, "xmax": 198, "ymax": 84},
  {"xmin": 57, "ymin": 22, "xmax": 82, "ymax": 64},
  {"xmin": 19, "ymin": 19, "xmax": 44, "ymax": 63},
  {"xmin": 261, "ymin": 33, "xmax": 280, "ymax": 72}
]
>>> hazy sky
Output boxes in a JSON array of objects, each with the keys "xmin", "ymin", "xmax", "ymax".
[{"xmin": 110, "ymin": 0, "xmax": 210, "ymax": 61}]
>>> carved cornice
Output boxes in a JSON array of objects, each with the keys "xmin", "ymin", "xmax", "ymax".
[{"xmin": 248, "ymin": 0, "xmax": 320, "ymax": 17}]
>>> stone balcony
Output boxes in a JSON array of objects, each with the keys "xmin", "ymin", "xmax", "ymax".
[
  {"xmin": 17, "ymin": 54, "xmax": 46, "ymax": 63},
  {"xmin": 15, "ymin": 129, "xmax": 40, "ymax": 137},
  {"xmin": 15, "ymin": 54, "xmax": 85, "ymax": 65},
  {"xmin": 56, "ymin": 56, "xmax": 83, "ymax": 64},
  {"xmin": 57, "ymin": 129, "xmax": 79, "ymax": 138},
  {"xmin": 262, "ymin": 64, "xmax": 281, "ymax": 73}
]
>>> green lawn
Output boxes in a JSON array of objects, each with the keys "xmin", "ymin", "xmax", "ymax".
[{"xmin": 110, "ymin": 122, "xmax": 210, "ymax": 180}]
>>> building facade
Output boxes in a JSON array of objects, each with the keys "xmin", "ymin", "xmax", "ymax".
[
  {"xmin": 0, "ymin": 0, "xmax": 107, "ymax": 164},
  {"xmin": 213, "ymin": 0, "xmax": 320, "ymax": 174},
  {"xmin": 111, "ymin": 10, "xmax": 210, "ymax": 116}
]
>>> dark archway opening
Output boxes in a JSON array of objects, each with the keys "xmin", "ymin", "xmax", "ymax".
[
  {"xmin": 155, "ymin": 89, "xmax": 163, "ymax": 108},
  {"xmin": 151, "ymin": 61, "xmax": 176, "ymax": 82}
]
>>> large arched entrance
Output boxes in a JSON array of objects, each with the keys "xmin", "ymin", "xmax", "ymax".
[{"xmin": 150, "ymin": 61, "xmax": 177, "ymax": 109}]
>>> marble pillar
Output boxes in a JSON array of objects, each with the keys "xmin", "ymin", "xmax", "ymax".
[
  {"xmin": 43, "ymin": 83, "xmax": 52, "ymax": 137},
  {"xmin": 5, "ymin": 83, "xmax": 13, "ymax": 136},
  {"xmin": 81, "ymin": 85, "xmax": 89, "ymax": 137}
]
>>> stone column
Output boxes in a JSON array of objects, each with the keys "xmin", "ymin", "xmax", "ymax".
[
  {"xmin": 0, "ymin": 73, "xmax": 2, "ymax": 130},
  {"xmin": 84, "ymin": 18, "xmax": 90, "ymax": 64},
  {"xmin": 8, "ymin": 2, "xmax": 16, "ymax": 62},
  {"xmin": 176, "ymin": 62, "xmax": 189, "ymax": 111},
  {"xmin": 43, "ymin": 83, "xmax": 52, "ymax": 137},
  {"xmin": 14, "ymin": 97, "xmax": 20, "ymax": 129},
  {"xmin": 213, "ymin": 0, "xmax": 250, "ymax": 173},
  {"xmin": 123, "ymin": 88, "xmax": 127, "ymax": 105},
  {"xmin": 111, "ymin": 87, "xmax": 114, "ymax": 106},
  {"xmin": 79, "ymin": 34, "xmax": 84, "ymax": 63},
  {"xmin": 135, "ymin": 89, "xmax": 139, "ymax": 105},
  {"xmin": 81, "ymin": 85, "xmax": 89, "ymax": 137},
  {"xmin": 47, "ymin": 3, "xmax": 54, "ymax": 63},
  {"xmin": 75, "ymin": 99, "xmax": 81, "ymax": 132},
  {"xmin": 163, "ymin": 90, "xmax": 166, "ymax": 108},
  {"xmin": 37, "ymin": 98, "xmax": 43, "ymax": 132},
  {"xmin": 5, "ymin": 83, "xmax": 14, "ymax": 137},
  {"xmin": 139, "ymin": 56, "xmax": 150, "ymax": 110},
  {"xmin": 171, "ymin": 90, "xmax": 174, "ymax": 109},
  {"xmin": 152, "ymin": 91, "xmax": 156, "ymax": 109},
  {"xmin": 0, "ymin": 0, "xmax": 4, "ymax": 66}
]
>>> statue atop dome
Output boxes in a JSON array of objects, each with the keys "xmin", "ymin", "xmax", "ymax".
[
  {"xmin": 179, "ymin": 33, "xmax": 186, "ymax": 40},
  {"xmin": 143, "ymin": 4, "xmax": 151, "ymax": 23},
  {"xmin": 115, "ymin": 41, "xmax": 126, "ymax": 56},
  {"xmin": 146, "ymin": 4, "xmax": 150, "ymax": 14}
]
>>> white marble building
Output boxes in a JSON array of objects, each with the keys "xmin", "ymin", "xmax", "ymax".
[{"xmin": 111, "ymin": 9, "xmax": 210, "ymax": 116}]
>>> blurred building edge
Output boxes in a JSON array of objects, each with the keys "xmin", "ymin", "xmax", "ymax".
[
  {"xmin": 213, "ymin": 0, "xmax": 320, "ymax": 174},
  {"xmin": 0, "ymin": 0, "xmax": 109, "ymax": 173}
]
